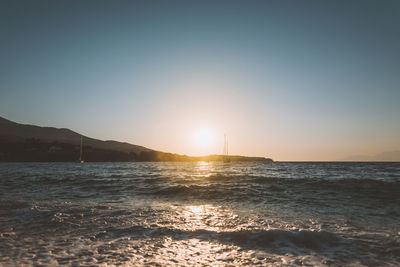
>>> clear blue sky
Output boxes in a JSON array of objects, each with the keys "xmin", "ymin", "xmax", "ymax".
[{"xmin": 1, "ymin": 0, "xmax": 399, "ymax": 160}]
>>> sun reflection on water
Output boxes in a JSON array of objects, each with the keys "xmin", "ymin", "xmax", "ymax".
[
  {"xmin": 156, "ymin": 237, "xmax": 242, "ymax": 266},
  {"xmin": 152, "ymin": 204, "xmax": 248, "ymax": 265},
  {"xmin": 194, "ymin": 161, "xmax": 213, "ymax": 178},
  {"xmin": 187, "ymin": 205, "xmax": 205, "ymax": 214},
  {"xmin": 180, "ymin": 204, "xmax": 222, "ymax": 232}
]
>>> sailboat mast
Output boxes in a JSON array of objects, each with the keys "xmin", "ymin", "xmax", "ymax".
[
  {"xmin": 223, "ymin": 134, "xmax": 228, "ymax": 156},
  {"xmin": 224, "ymin": 134, "xmax": 226, "ymax": 155},
  {"xmin": 226, "ymin": 135, "xmax": 228, "ymax": 156},
  {"xmin": 223, "ymin": 134, "xmax": 230, "ymax": 162},
  {"xmin": 79, "ymin": 136, "xmax": 83, "ymax": 162}
]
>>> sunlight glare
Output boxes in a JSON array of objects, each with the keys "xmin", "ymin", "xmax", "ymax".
[
  {"xmin": 194, "ymin": 129, "xmax": 214, "ymax": 148},
  {"xmin": 188, "ymin": 205, "xmax": 205, "ymax": 214}
]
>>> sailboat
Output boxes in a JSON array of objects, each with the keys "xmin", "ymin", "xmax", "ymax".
[
  {"xmin": 79, "ymin": 135, "xmax": 84, "ymax": 163},
  {"xmin": 223, "ymin": 134, "xmax": 230, "ymax": 163}
]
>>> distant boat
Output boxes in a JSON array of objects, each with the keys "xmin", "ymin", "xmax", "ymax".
[
  {"xmin": 223, "ymin": 134, "xmax": 230, "ymax": 163},
  {"xmin": 79, "ymin": 135, "xmax": 84, "ymax": 163}
]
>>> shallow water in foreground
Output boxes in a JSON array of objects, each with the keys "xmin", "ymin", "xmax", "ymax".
[{"xmin": 0, "ymin": 162, "xmax": 399, "ymax": 266}]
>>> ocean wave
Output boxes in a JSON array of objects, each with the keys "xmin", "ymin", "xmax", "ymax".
[
  {"xmin": 138, "ymin": 177, "xmax": 400, "ymax": 197},
  {"xmin": 95, "ymin": 225, "xmax": 342, "ymax": 251}
]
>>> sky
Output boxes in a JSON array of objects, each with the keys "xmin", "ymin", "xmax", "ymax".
[{"xmin": 1, "ymin": 0, "xmax": 399, "ymax": 161}]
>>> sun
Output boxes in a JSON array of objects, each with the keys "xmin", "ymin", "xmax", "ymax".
[{"xmin": 194, "ymin": 129, "xmax": 214, "ymax": 148}]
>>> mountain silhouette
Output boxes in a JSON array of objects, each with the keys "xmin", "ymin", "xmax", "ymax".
[
  {"xmin": 0, "ymin": 116, "xmax": 151, "ymax": 154},
  {"xmin": 0, "ymin": 116, "xmax": 272, "ymax": 162}
]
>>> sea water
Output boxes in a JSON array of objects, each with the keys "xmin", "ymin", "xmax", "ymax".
[{"xmin": 0, "ymin": 162, "xmax": 399, "ymax": 266}]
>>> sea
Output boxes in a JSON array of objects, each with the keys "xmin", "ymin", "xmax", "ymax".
[{"xmin": 0, "ymin": 162, "xmax": 399, "ymax": 266}]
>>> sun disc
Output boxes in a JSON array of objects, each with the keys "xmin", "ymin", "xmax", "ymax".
[{"xmin": 194, "ymin": 129, "xmax": 214, "ymax": 147}]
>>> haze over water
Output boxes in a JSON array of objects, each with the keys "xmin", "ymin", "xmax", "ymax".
[{"xmin": 1, "ymin": 162, "xmax": 399, "ymax": 266}]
